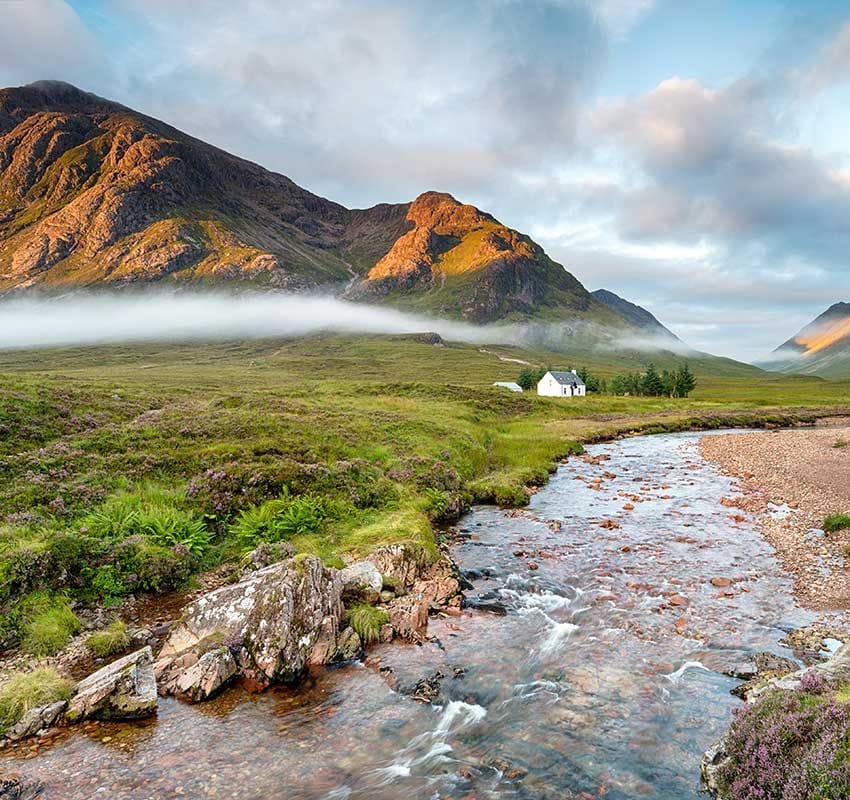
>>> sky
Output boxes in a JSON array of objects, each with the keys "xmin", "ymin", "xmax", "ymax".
[{"xmin": 2, "ymin": 0, "xmax": 850, "ymax": 361}]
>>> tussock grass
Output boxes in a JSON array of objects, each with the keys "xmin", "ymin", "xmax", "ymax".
[
  {"xmin": 0, "ymin": 667, "xmax": 74, "ymax": 733},
  {"xmin": 19, "ymin": 592, "xmax": 80, "ymax": 657},
  {"xmin": 347, "ymin": 603, "xmax": 389, "ymax": 645},
  {"xmin": 825, "ymin": 513, "xmax": 850, "ymax": 533},
  {"xmin": 85, "ymin": 619, "xmax": 130, "ymax": 658}
]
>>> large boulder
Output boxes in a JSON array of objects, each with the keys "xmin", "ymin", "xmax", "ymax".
[
  {"xmin": 65, "ymin": 646, "xmax": 157, "ymax": 723},
  {"xmin": 156, "ymin": 556, "xmax": 342, "ymax": 697},
  {"xmin": 159, "ymin": 646, "xmax": 238, "ymax": 702}
]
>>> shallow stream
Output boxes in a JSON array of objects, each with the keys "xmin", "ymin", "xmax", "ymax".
[{"xmin": 4, "ymin": 431, "xmax": 814, "ymax": 799}]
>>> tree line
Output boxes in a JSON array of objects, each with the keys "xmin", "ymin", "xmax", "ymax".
[{"xmin": 516, "ymin": 362, "xmax": 696, "ymax": 397}]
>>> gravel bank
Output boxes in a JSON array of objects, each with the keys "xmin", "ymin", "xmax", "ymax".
[{"xmin": 700, "ymin": 421, "xmax": 850, "ymax": 613}]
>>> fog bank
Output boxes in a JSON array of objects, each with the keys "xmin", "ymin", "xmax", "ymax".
[
  {"xmin": 0, "ymin": 292, "xmax": 519, "ymax": 350},
  {"xmin": 0, "ymin": 291, "xmax": 696, "ymax": 357}
]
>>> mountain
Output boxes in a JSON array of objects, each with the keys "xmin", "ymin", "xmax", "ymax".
[
  {"xmin": 0, "ymin": 81, "xmax": 408, "ymax": 292},
  {"xmin": 770, "ymin": 302, "xmax": 850, "ymax": 378},
  {"xmin": 0, "ymin": 80, "xmax": 631, "ymax": 329},
  {"xmin": 591, "ymin": 289, "xmax": 680, "ymax": 342}
]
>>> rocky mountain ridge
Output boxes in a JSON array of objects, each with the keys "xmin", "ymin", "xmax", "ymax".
[
  {"xmin": 769, "ymin": 302, "xmax": 850, "ymax": 377},
  {"xmin": 0, "ymin": 81, "xmax": 635, "ymax": 329}
]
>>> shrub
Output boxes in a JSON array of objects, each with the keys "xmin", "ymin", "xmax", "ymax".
[
  {"xmin": 113, "ymin": 537, "xmax": 196, "ymax": 594},
  {"xmin": 347, "ymin": 603, "xmax": 389, "ymax": 645},
  {"xmin": 718, "ymin": 677, "xmax": 850, "ymax": 799},
  {"xmin": 229, "ymin": 495, "xmax": 331, "ymax": 545},
  {"xmin": 79, "ymin": 487, "xmax": 211, "ymax": 557},
  {"xmin": 185, "ymin": 467, "xmax": 288, "ymax": 522},
  {"xmin": 18, "ymin": 592, "xmax": 80, "ymax": 656},
  {"xmin": 0, "ymin": 667, "xmax": 74, "ymax": 733},
  {"xmin": 824, "ymin": 514, "xmax": 850, "ymax": 533},
  {"xmin": 86, "ymin": 620, "xmax": 130, "ymax": 658}
]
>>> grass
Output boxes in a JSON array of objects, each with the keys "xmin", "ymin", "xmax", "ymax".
[
  {"xmin": 835, "ymin": 438, "xmax": 848, "ymax": 449},
  {"xmin": 0, "ymin": 333, "xmax": 847, "ymax": 651},
  {"xmin": 18, "ymin": 592, "xmax": 81, "ymax": 657},
  {"xmin": 85, "ymin": 619, "xmax": 130, "ymax": 658},
  {"xmin": 0, "ymin": 667, "xmax": 74, "ymax": 733},
  {"xmin": 825, "ymin": 514, "xmax": 850, "ymax": 533},
  {"xmin": 347, "ymin": 603, "xmax": 390, "ymax": 644}
]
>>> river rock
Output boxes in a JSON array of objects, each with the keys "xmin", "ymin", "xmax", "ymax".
[
  {"xmin": 700, "ymin": 734, "xmax": 732, "ymax": 799},
  {"xmin": 338, "ymin": 561, "xmax": 383, "ymax": 602},
  {"xmin": 163, "ymin": 646, "xmax": 237, "ymax": 702},
  {"xmin": 411, "ymin": 559, "xmax": 461, "ymax": 608},
  {"xmin": 0, "ymin": 777, "xmax": 44, "ymax": 800},
  {"xmin": 5, "ymin": 700, "xmax": 67, "ymax": 742},
  {"xmin": 386, "ymin": 594, "xmax": 430, "ymax": 639},
  {"xmin": 156, "ymin": 556, "xmax": 342, "ymax": 693},
  {"xmin": 366, "ymin": 545, "xmax": 428, "ymax": 591},
  {"xmin": 66, "ymin": 646, "xmax": 157, "ymax": 723},
  {"xmin": 335, "ymin": 626, "xmax": 362, "ymax": 660}
]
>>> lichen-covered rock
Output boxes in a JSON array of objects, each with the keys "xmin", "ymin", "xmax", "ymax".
[
  {"xmin": 338, "ymin": 561, "xmax": 383, "ymax": 602},
  {"xmin": 335, "ymin": 627, "xmax": 362, "ymax": 661},
  {"xmin": 5, "ymin": 700, "xmax": 67, "ymax": 742},
  {"xmin": 65, "ymin": 646, "xmax": 157, "ymax": 723},
  {"xmin": 700, "ymin": 734, "xmax": 732, "ymax": 799},
  {"xmin": 158, "ymin": 646, "xmax": 237, "ymax": 702},
  {"xmin": 412, "ymin": 559, "xmax": 461, "ymax": 608},
  {"xmin": 366, "ymin": 545, "xmax": 429, "ymax": 591},
  {"xmin": 157, "ymin": 556, "xmax": 342, "ymax": 693}
]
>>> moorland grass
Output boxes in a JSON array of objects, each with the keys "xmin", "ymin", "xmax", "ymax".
[
  {"xmin": 0, "ymin": 334, "xmax": 847, "ymax": 651},
  {"xmin": 85, "ymin": 619, "xmax": 130, "ymax": 658},
  {"xmin": 825, "ymin": 514, "xmax": 850, "ymax": 533},
  {"xmin": 0, "ymin": 667, "xmax": 74, "ymax": 733}
]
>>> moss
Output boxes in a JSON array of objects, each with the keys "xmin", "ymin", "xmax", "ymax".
[
  {"xmin": 0, "ymin": 667, "xmax": 74, "ymax": 733},
  {"xmin": 347, "ymin": 603, "xmax": 389, "ymax": 645},
  {"xmin": 85, "ymin": 619, "xmax": 130, "ymax": 658}
]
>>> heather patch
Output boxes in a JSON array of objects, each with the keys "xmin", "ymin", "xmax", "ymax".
[{"xmin": 718, "ymin": 672, "xmax": 850, "ymax": 800}]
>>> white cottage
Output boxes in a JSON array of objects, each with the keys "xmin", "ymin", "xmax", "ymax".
[{"xmin": 537, "ymin": 370, "xmax": 586, "ymax": 398}]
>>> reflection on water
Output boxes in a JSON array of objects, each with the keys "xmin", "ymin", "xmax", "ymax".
[{"xmin": 3, "ymin": 432, "xmax": 812, "ymax": 799}]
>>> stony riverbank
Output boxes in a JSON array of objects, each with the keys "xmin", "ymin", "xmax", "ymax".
[{"xmin": 699, "ymin": 420, "xmax": 850, "ymax": 612}]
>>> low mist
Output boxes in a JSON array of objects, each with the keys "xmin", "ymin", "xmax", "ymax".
[{"xmin": 0, "ymin": 290, "xmax": 696, "ymax": 357}]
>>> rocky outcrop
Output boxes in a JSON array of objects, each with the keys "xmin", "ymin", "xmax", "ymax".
[
  {"xmin": 65, "ymin": 646, "xmax": 157, "ymax": 723},
  {"xmin": 338, "ymin": 560, "xmax": 383, "ymax": 602},
  {"xmin": 154, "ymin": 556, "xmax": 342, "ymax": 700},
  {"xmin": 702, "ymin": 643, "xmax": 850, "ymax": 797}
]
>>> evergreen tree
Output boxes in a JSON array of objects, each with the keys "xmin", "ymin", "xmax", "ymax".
[
  {"xmin": 661, "ymin": 369, "xmax": 676, "ymax": 397},
  {"xmin": 674, "ymin": 362, "xmax": 696, "ymax": 397},
  {"xmin": 516, "ymin": 368, "xmax": 535, "ymax": 391},
  {"xmin": 642, "ymin": 363, "xmax": 664, "ymax": 396}
]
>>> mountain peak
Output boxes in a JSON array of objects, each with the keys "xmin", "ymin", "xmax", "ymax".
[{"xmin": 770, "ymin": 301, "xmax": 850, "ymax": 377}]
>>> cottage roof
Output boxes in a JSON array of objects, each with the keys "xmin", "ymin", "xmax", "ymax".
[{"xmin": 548, "ymin": 371, "xmax": 585, "ymax": 387}]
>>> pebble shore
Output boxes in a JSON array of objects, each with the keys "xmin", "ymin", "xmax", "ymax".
[{"xmin": 700, "ymin": 420, "xmax": 850, "ymax": 613}]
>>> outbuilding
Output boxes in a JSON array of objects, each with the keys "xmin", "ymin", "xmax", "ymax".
[
  {"xmin": 493, "ymin": 381, "xmax": 523, "ymax": 393},
  {"xmin": 537, "ymin": 370, "xmax": 586, "ymax": 398}
]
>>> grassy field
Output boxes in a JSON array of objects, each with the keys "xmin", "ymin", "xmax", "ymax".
[{"xmin": 0, "ymin": 332, "xmax": 848, "ymax": 659}]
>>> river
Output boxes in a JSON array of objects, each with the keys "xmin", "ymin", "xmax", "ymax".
[{"xmin": 3, "ymin": 431, "xmax": 814, "ymax": 799}]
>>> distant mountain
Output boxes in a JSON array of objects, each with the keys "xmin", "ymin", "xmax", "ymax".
[
  {"xmin": 0, "ymin": 80, "xmax": 624, "ymax": 328},
  {"xmin": 346, "ymin": 192, "xmax": 624, "ymax": 325},
  {"xmin": 591, "ymin": 289, "xmax": 680, "ymax": 342},
  {"xmin": 769, "ymin": 302, "xmax": 850, "ymax": 377},
  {"xmin": 0, "ymin": 81, "xmax": 407, "ymax": 292}
]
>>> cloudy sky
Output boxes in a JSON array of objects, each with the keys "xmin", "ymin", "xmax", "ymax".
[{"xmin": 2, "ymin": 0, "xmax": 850, "ymax": 361}]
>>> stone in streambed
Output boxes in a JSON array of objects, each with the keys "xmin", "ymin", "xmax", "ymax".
[
  {"xmin": 166, "ymin": 646, "xmax": 237, "ymax": 702},
  {"xmin": 156, "ymin": 556, "xmax": 342, "ymax": 697},
  {"xmin": 5, "ymin": 701, "xmax": 67, "ymax": 741},
  {"xmin": 66, "ymin": 646, "xmax": 157, "ymax": 723}
]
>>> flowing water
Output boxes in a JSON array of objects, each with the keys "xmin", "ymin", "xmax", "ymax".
[{"xmin": 3, "ymin": 432, "xmax": 815, "ymax": 799}]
